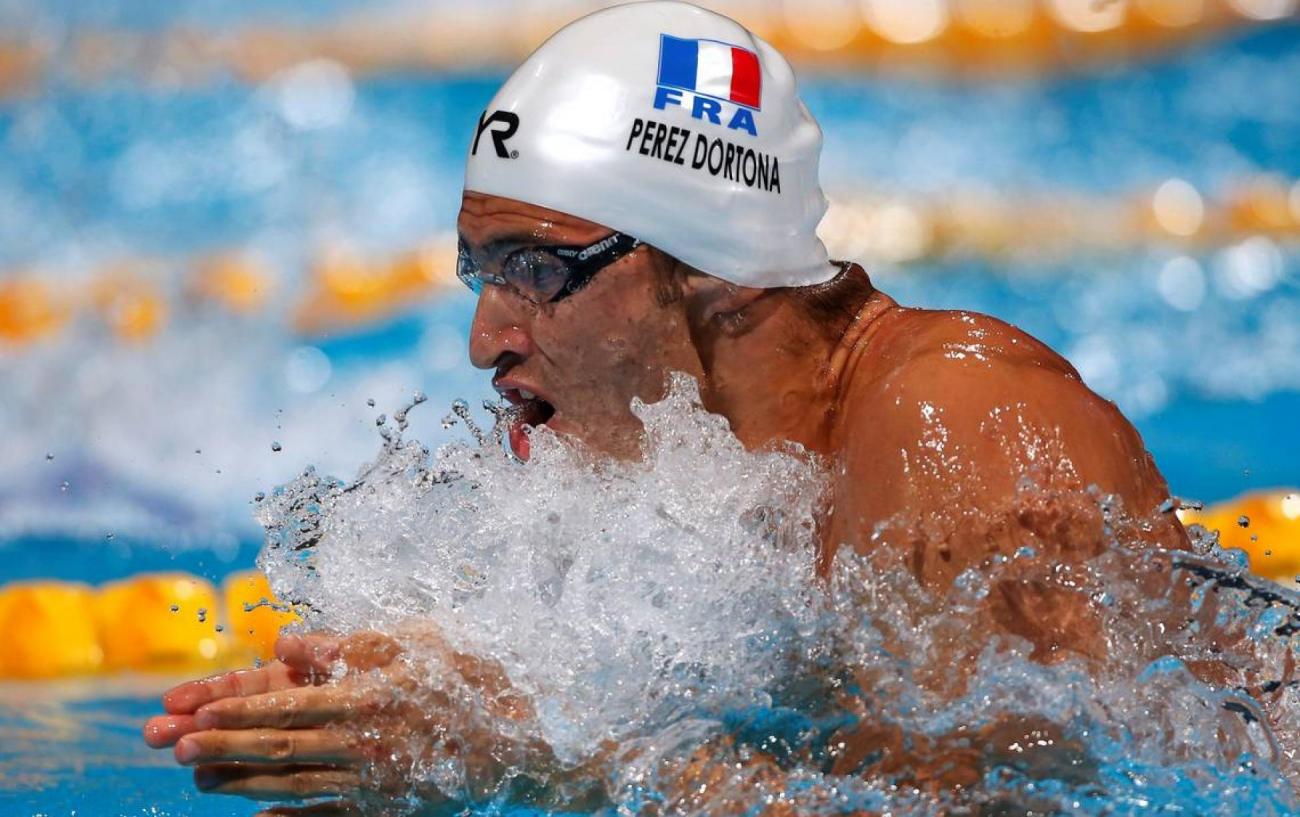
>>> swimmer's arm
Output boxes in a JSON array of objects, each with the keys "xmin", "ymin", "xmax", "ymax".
[
  {"xmin": 607, "ymin": 720, "xmax": 1089, "ymax": 815},
  {"xmin": 830, "ymin": 341, "xmax": 1180, "ymax": 583},
  {"xmin": 827, "ymin": 339, "xmax": 1185, "ymax": 665}
]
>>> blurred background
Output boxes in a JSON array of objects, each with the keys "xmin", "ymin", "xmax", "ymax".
[{"xmin": 0, "ymin": 0, "xmax": 1298, "ymax": 809}]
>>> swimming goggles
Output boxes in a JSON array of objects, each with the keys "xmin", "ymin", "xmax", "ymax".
[{"xmin": 456, "ymin": 231, "xmax": 643, "ymax": 305}]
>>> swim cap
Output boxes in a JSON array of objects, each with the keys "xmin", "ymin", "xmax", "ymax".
[{"xmin": 463, "ymin": 0, "xmax": 834, "ymax": 288}]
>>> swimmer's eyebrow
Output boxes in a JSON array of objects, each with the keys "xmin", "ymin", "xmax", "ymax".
[{"xmin": 459, "ymin": 231, "xmax": 555, "ymax": 255}]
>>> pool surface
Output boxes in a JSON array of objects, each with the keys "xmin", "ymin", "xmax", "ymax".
[{"xmin": 1, "ymin": 8, "xmax": 1298, "ymax": 816}]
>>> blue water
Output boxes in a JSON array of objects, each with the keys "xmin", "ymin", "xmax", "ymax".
[{"xmin": 0, "ymin": 13, "xmax": 1298, "ymax": 817}]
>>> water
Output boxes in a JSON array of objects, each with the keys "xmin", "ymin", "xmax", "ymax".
[
  {"xmin": 1, "ymin": 11, "xmax": 1299, "ymax": 816},
  {"xmin": 245, "ymin": 376, "xmax": 1299, "ymax": 815}
]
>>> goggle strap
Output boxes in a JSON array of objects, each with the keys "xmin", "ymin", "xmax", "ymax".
[{"xmin": 554, "ymin": 232, "xmax": 642, "ymax": 300}]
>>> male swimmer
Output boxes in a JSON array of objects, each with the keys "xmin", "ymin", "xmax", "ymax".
[{"xmin": 143, "ymin": 2, "xmax": 1187, "ymax": 811}]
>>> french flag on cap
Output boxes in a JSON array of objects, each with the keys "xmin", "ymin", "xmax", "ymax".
[{"xmin": 657, "ymin": 34, "xmax": 762, "ymax": 110}]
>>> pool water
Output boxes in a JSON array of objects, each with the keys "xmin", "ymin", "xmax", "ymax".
[
  {"xmin": 1, "ymin": 12, "xmax": 1298, "ymax": 817},
  {"xmin": 1, "ymin": 679, "xmax": 223, "ymax": 816}
]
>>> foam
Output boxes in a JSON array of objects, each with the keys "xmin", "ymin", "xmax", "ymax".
[{"xmin": 256, "ymin": 374, "xmax": 1299, "ymax": 814}]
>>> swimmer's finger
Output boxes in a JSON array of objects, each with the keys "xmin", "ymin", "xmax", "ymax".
[
  {"xmin": 163, "ymin": 661, "xmax": 306, "ymax": 714},
  {"xmin": 142, "ymin": 713, "xmax": 197, "ymax": 748},
  {"xmin": 277, "ymin": 631, "xmax": 401, "ymax": 675},
  {"xmin": 193, "ymin": 763, "xmax": 360, "ymax": 800},
  {"xmin": 338, "ymin": 631, "xmax": 404, "ymax": 671},
  {"xmin": 275, "ymin": 633, "xmax": 343, "ymax": 675},
  {"xmin": 255, "ymin": 802, "xmax": 361, "ymax": 817},
  {"xmin": 194, "ymin": 685, "xmax": 356, "ymax": 729},
  {"xmin": 175, "ymin": 727, "xmax": 362, "ymax": 765}
]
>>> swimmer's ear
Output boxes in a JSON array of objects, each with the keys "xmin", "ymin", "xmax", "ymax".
[{"xmin": 679, "ymin": 271, "xmax": 767, "ymax": 331}]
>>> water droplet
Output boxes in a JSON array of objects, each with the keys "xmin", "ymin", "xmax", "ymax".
[
  {"xmin": 195, "ymin": 448, "xmax": 202, "ymax": 455},
  {"xmin": 44, "ymin": 452, "xmax": 54, "ymax": 461},
  {"xmin": 214, "ymin": 624, "xmax": 224, "ymax": 633},
  {"xmin": 271, "ymin": 441, "xmax": 282, "ymax": 452},
  {"xmin": 367, "ymin": 398, "xmax": 376, "ymax": 407},
  {"xmin": 376, "ymin": 413, "xmax": 387, "ymax": 426},
  {"xmin": 169, "ymin": 605, "xmax": 179, "ymax": 613},
  {"xmin": 1238, "ymin": 515, "xmax": 1250, "ymax": 528},
  {"xmin": 59, "ymin": 480, "xmax": 70, "ymax": 492},
  {"xmin": 197, "ymin": 608, "xmax": 208, "ymax": 623},
  {"xmin": 254, "ymin": 491, "xmax": 266, "ymax": 502},
  {"xmin": 105, "ymin": 533, "xmax": 114, "ymax": 540}
]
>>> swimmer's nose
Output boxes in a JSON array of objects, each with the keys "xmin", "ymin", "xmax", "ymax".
[{"xmin": 468, "ymin": 285, "xmax": 536, "ymax": 370}]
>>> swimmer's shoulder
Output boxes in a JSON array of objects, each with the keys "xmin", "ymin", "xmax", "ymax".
[
  {"xmin": 833, "ymin": 305, "xmax": 1177, "ymax": 527},
  {"xmin": 825, "ymin": 305, "xmax": 1183, "ymax": 580},
  {"xmin": 839, "ymin": 305, "xmax": 1127, "ymax": 457},
  {"xmin": 846, "ymin": 306, "xmax": 1080, "ymax": 392}
]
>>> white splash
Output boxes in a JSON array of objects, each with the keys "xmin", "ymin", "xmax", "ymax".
[
  {"xmin": 256, "ymin": 374, "xmax": 1300, "ymax": 815},
  {"xmin": 258, "ymin": 375, "xmax": 831, "ymax": 763}
]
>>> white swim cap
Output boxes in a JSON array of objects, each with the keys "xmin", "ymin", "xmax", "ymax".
[{"xmin": 463, "ymin": 0, "xmax": 834, "ymax": 288}]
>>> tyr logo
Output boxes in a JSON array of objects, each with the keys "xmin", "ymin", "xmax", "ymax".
[{"xmin": 472, "ymin": 110, "xmax": 520, "ymax": 159}]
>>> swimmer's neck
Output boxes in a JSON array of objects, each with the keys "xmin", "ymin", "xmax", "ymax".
[
  {"xmin": 822, "ymin": 281, "xmax": 898, "ymax": 445},
  {"xmin": 701, "ymin": 264, "xmax": 896, "ymax": 456}
]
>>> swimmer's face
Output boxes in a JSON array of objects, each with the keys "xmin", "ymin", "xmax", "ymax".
[{"xmin": 459, "ymin": 191, "xmax": 705, "ymax": 460}]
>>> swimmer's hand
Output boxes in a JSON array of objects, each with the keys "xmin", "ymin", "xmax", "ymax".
[
  {"xmin": 142, "ymin": 632, "xmax": 393, "ymax": 810},
  {"xmin": 143, "ymin": 627, "xmax": 547, "ymax": 814}
]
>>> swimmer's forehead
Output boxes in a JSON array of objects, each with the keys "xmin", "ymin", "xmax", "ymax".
[{"xmin": 459, "ymin": 192, "xmax": 613, "ymax": 248}]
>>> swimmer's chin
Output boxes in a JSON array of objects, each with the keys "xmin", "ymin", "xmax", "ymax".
[
  {"xmin": 509, "ymin": 414, "xmax": 570, "ymax": 461},
  {"xmin": 510, "ymin": 415, "xmax": 649, "ymax": 463}
]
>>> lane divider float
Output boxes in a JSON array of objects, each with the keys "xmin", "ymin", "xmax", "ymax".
[
  {"xmin": 3, "ymin": 173, "xmax": 1298, "ymax": 345},
  {"xmin": 1179, "ymin": 489, "xmax": 1300, "ymax": 585},
  {"xmin": 0, "ymin": 570, "xmax": 298, "ymax": 680}
]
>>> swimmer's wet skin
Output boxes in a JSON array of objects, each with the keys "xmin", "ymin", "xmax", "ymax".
[{"xmin": 142, "ymin": 2, "xmax": 1291, "ymax": 814}]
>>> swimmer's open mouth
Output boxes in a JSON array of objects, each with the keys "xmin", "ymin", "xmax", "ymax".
[{"xmin": 494, "ymin": 381, "xmax": 556, "ymax": 460}]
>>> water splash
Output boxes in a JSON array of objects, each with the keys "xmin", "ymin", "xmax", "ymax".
[{"xmin": 256, "ymin": 374, "xmax": 1299, "ymax": 814}]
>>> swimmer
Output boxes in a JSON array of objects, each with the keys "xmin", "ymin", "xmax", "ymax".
[{"xmin": 143, "ymin": 2, "xmax": 1188, "ymax": 811}]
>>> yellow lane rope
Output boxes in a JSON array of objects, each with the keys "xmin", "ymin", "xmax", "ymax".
[
  {"xmin": 1180, "ymin": 490, "xmax": 1300, "ymax": 585},
  {"xmin": 0, "ymin": 570, "xmax": 298, "ymax": 679},
  {"xmin": 1, "ymin": 175, "xmax": 1297, "ymax": 344},
  {"xmin": 0, "ymin": 0, "xmax": 1293, "ymax": 97}
]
